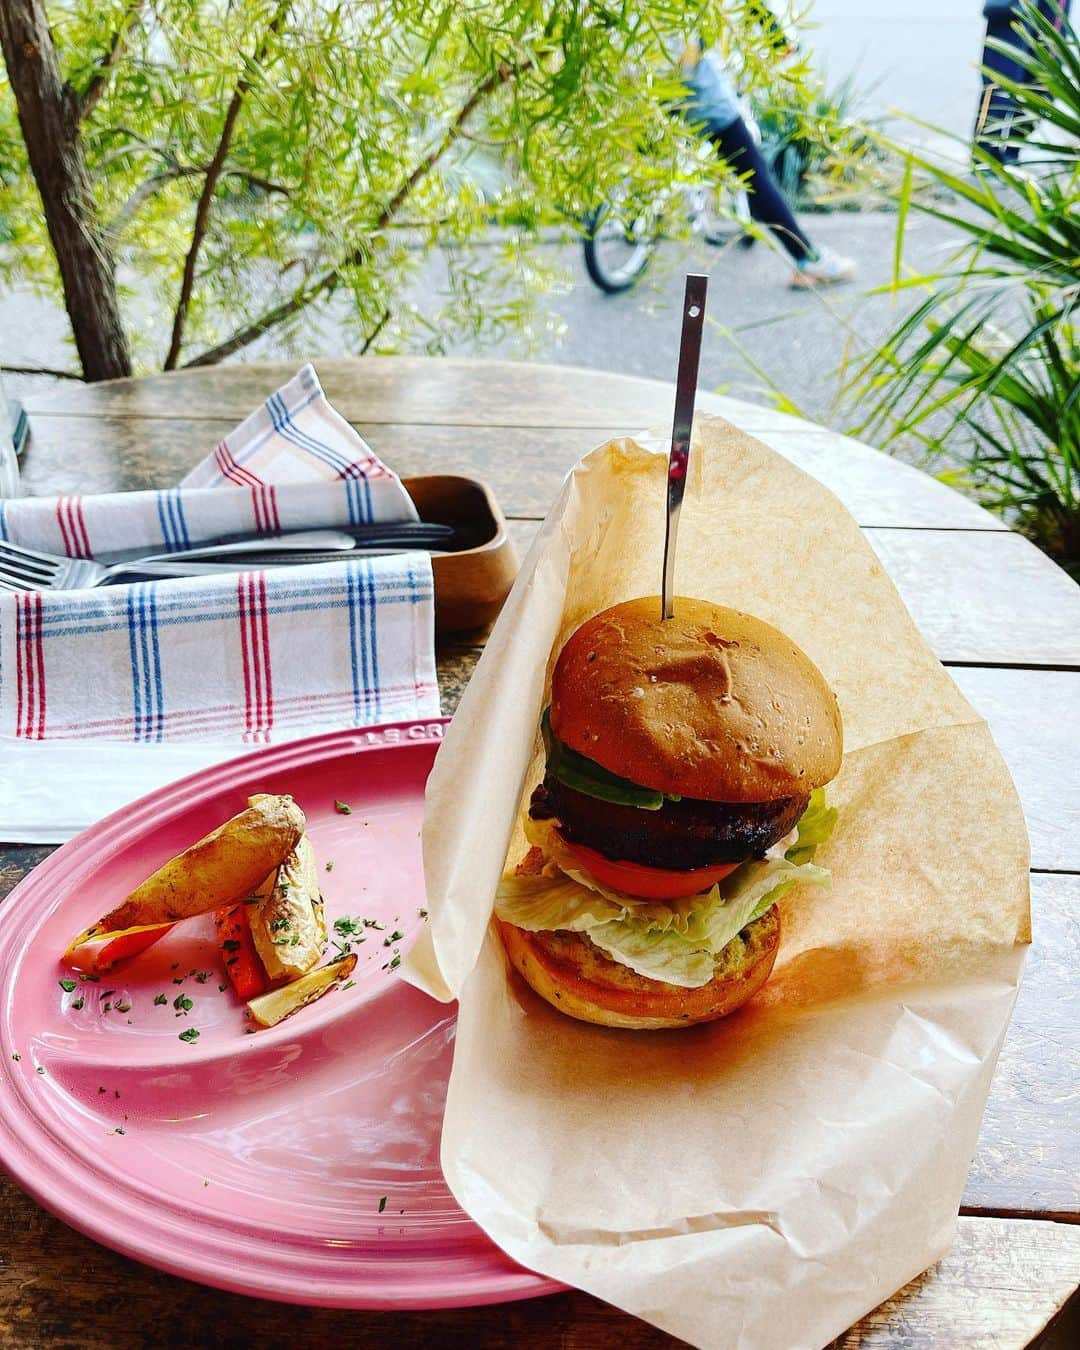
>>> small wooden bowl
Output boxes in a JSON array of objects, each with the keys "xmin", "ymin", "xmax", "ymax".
[{"xmin": 402, "ymin": 475, "xmax": 519, "ymax": 635}]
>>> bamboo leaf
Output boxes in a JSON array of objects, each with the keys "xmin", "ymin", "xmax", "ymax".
[{"xmin": 892, "ymin": 152, "xmax": 912, "ymax": 296}]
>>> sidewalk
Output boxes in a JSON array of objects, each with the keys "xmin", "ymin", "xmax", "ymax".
[{"xmin": 809, "ymin": 0, "xmax": 982, "ymax": 157}]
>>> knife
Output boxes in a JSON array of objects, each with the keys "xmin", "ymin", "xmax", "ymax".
[
  {"xmin": 94, "ymin": 521, "xmax": 457, "ymax": 566},
  {"xmin": 103, "ymin": 549, "xmax": 453, "ymax": 583}
]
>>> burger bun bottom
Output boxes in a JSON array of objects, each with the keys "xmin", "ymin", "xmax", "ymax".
[{"xmin": 496, "ymin": 904, "xmax": 780, "ymax": 1031}]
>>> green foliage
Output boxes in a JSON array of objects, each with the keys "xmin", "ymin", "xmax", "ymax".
[
  {"xmin": 848, "ymin": 2, "xmax": 1080, "ymax": 576},
  {"xmin": 752, "ymin": 67, "xmax": 884, "ymax": 207},
  {"xmin": 0, "ymin": 0, "xmax": 840, "ymax": 373}
]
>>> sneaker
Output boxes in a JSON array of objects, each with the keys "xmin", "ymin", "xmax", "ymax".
[{"xmin": 791, "ymin": 248, "xmax": 857, "ymax": 289}]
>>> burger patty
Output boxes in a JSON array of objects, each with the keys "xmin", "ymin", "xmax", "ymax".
[{"xmin": 530, "ymin": 778, "xmax": 808, "ymax": 869}]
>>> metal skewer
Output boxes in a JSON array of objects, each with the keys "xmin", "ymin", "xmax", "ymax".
[{"xmin": 661, "ymin": 273, "xmax": 708, "ymax": 621}]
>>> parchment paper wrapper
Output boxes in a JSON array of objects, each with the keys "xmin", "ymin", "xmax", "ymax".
[{"xmin": 404, "ymin": 417, "xmax": 1030, "ymax": 1349}]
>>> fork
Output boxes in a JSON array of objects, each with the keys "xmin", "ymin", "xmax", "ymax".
[{"xmin": 0, "ymin": 529, "xmax": 359, "ymax": 592}]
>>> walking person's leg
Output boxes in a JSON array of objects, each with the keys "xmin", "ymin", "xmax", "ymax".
[
  {"xmin": 973, "ymin": 1, "xmax": 1072, "ymax": 164},
  {"xmin": 677, "ymin": 40, "xmax": 853, "ymax": 287},
  {"xmin": 711, "ymin": 116, "xmax": 813, "ymax": 260},
  {"xmin": 710, "ymin": 115, "xmax": 855, "ymax": 288},
  {"xmin": 974, "ymin": 10, "xmax": 1030, "ymax": 164}
]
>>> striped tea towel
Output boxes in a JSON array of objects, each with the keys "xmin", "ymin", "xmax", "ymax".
[
  {"xmin": 0, "ymin": 363, "xmax": 417, "ymax": 552},
  {"xmin": 0, "ymin": 365, "xmax": 440, "ymax": 842}
]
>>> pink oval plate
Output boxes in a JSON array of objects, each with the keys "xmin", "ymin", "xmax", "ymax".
[{"xmin": 0, "ymin": 719, "xmax": 562, "ymax": 1309}]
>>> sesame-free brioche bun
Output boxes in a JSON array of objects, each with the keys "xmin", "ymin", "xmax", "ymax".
[
  {"xmin": 550, "ymin": 596, "xmax": 841, "ymax": 803},
  {"xmin": 496, "ymin": 905, "xmax": 780, "ymax": 1030}
]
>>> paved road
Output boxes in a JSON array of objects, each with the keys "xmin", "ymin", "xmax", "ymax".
[
  {"xmin": 2, "ymin": 210, "xmax": 960, "ymax": 443},
  {"xmin": 810, "ymin": 0, "xmax": 983, "ymax": 151},
  {"xmin": 441, "ymin": 210, "xmax": 961, "ymax": 437}
]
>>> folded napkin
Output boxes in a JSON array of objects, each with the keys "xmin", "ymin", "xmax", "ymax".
[
  {"xmin": 0, "ymin": 366, "xmax": 440, "ymax": 843},
  {"xmin": 0, "ymin": 363, "xmax": 417, "ymax": 551}
]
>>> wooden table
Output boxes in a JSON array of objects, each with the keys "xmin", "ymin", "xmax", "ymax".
[{"xmin": 3, "ymin": 358, "xmax": 1078, "ymax": 1349}]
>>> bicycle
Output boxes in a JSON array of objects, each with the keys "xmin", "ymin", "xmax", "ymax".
[
  {"xmin": 582, "ymin": 179, "xmax": 756, "ymax": 294},
  {"xmin": 582, "ymin": 100, "xmax": 784, "ymax": 294}
]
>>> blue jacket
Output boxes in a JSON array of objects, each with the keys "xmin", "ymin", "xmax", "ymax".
[{"xmin": 678, "ymin": 46, "xmax": 742, "ymax": 132}]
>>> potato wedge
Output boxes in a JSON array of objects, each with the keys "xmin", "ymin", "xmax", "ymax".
[
  {"xmin": 246, "ymin": 953, "xmax": 357, "ymax": 1028},
  {"xmin": 249, "ymin": 833, "xmax": 327, "ymax": 982},
  {"xmin": 66, "ymin": 793, "xmax": 305, "ymax": 958}
]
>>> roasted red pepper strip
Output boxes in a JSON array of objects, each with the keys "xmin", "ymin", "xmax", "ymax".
[
  {"xmin": 93, "ymin": 925, "xmax": 173, "ymax": 969},
  {"xmin": 214, "ymin": 904, "xmax": 267, "ymax": 1000},
  {"xmin": 64, "ymin": 924, "xmax": 173, "ymax": 973}
]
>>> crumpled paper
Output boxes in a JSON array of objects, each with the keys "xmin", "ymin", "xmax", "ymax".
[{"xmin": 404, "ymin": 416, "xmax": 1029, "ymax": 1350}]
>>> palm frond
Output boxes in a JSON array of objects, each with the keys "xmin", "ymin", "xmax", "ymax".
[{"xmin": 849, "ymin": 0, "xmax": 1080, "ymax": 574}]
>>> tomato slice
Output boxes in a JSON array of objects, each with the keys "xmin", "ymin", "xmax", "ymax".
[{"xmin": 559, "ymin": 836, "xmax": 740, "ymax": 901}]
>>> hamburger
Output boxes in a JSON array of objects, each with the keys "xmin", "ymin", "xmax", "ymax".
[{"xmin": 495, "ymin": 596, "xmax": 841, "ymax": 1030}]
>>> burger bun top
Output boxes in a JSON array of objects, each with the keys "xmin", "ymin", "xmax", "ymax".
[{"xmin": 550, "ymin": 596, "xmax": 842, "ymax": 803}]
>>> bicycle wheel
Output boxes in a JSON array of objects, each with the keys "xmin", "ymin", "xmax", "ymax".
[{"xmin": 582, "ymin": 202, "xmax": 657, "ymax": 293}]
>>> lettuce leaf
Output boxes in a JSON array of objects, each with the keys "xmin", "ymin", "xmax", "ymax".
[
  {"xmin": 785, "ymin": 787, "xmax": 838, "ymax": 865},
  {"xmin": 496, "ymin": 807, "xmax": 833, "ymax": 989}
]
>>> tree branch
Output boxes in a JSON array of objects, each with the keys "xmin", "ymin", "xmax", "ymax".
[
  {"xmin": 0, "ymin": 364, "xmax": 86, "ymax": 381},
  {"xmin": 97, "ymin": 139, "xmax": 172, "ymax": 171},
  {"xmin": 110, "ymin": 165, "xmax": 204, "ymax": 233},
  {"xmin": 233, "ymin": 170, "xmax": 289, "ymax": 196},
  {"xmin": 182, "ymin": 271, "xmax": 339, "ymax": 368},
  {"xmin": 78, "ymin": 0, "xmax": 144, "ymax": 121},
  {"xmin": 183, "ymin": 61, "xmax": 522, "ymax": 370},
  {"xmin": 163, "ymin": 0, "xmax": 289, "ymax": 371},
  {"xmin": 109, "ymin": 165, "xmax": 288, "ymax": 235},
  {"xmin": 359, "ymin": 307, "xmax": 391, "ymax": 355}
]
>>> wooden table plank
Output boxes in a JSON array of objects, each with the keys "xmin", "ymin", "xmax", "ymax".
[
  {"xmin": 23, "ymin": 358, "xmax": 693, "ymax": 429},
  {"xmin": 964, "ymin": 874, "xmax": 1079, "ymax": 1221},
  {"xmin": 863, "ymin": 529, "xmax": 1080, "ymax": 667},
  {"xmin": 0, "ymin": 846, "xmax": 55, "ymax": 896},
  {"xmin": 755, "ymin": 428, "xmax": 1007, "ymax": 531},
  {"xmin": 951, "ymin": 669, "xmax": 1080, "ymax": 874},
  {"xmin": 830, "ymin": 1218, "xmax": 1079, "ymax": 1349},
  {"xmin": 17, "ymin": 415, "xmax": 625, "ymax": 503},
  {"xmin": 14, "ymin": 367, "xmax": 835, "ymax": 434},
  {"xmin": 18, "ymin": 415, "xmax": 229, "ymax": 495},
  {"xmin": 505, "ymin": 520, "xmax": 1080, "ymax": 670},
  {"xmin": 0, "ymin": 1195, "xmax": 1072, "ymax": 1350},
  {"xmin": 30, "ymin": 358, "xmax": 1001, "ymax": 465},
  {"xmin": 20, "ymin": 413, "xmax": 1004, "ymax": 533}
]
